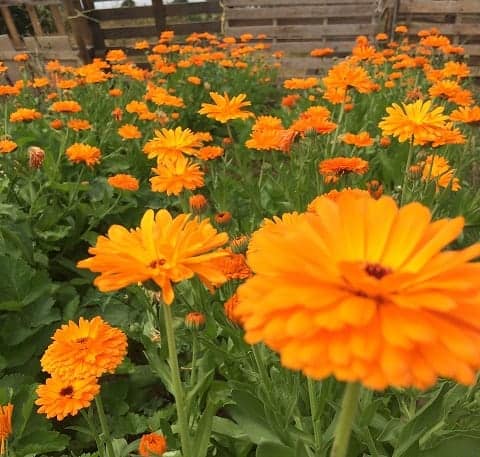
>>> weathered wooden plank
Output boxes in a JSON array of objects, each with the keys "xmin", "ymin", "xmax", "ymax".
[
  {"xmin": 103, "ymin": 25, "xmax": 157, "ymax": 40},
  {"xmin": 407, "ymin": 21, "xmax": 480, "ymax": 35},
  {"xmin": 224, "ymin": 0, "xmax": 374, "ymax": 6},
  {"xmin": 0, "ymin": 0, "xmax": 60, "ymax": 5},
  {"xmin": 399, "ymin": 0, "xmax": 480, "ymax": 15},
  {"xmin": 167, "ymin": 1, "xmax": 221, "ymax": 16},
  {"xmin": 49, "ymin": 4, "xmax": 66, "ymax": 34},
  {"xmin": 225, "ymin": 23, "xmax": 376, "ymax": 39},
  {"xmin": 0, "ymin": 6, "xmax": 23, "ymax": 48},
  {"xmin": 0, "ymin": 34, "xmax": 22, "ymax": 80},
  {"xmin": 25, "ymin": 4, "xmax": 44, "ymax": 36},
  {"xmin": 62, "ymin": 0, "xmax": 90, "ymax": 62},
  {"xmin": 169, "ymin": 21, "xmax": 221, "ymax": 35},
  {"xmin": 23, "ymin": 35, "xmax": 78, "ymax": 61},
  {"xmin": 152, "ymin": 0, "xmax": 166, "ymax": 33},
  {"xmin": 226, "ymin": 5, "xmax": 374, "ymax": 20},
  {"xmin": 271, "ymin": 40, "xmax": 355, "ymax": 54}
]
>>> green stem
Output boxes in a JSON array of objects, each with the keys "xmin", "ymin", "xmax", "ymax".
[
  {"xmin": 307, "ymin": 378, "xmax": 321, "ymax": 451},
  {"xmin": 95, "ymin": 395, "xmax": 115, "ymax": 457},
  {"xmin": 400, "ymin": 139, "xmax": 415, "ymax": 206},
  {"xmin": 163, "ymin": 303, "xmax": 191, "ymax": 457},
  {"xmin": 226, "ymin": 123, "xmax": 234, "ymax": 142},
  {"xmin": 329, "ymin": 98, "xmax": 346, "ymax": 157},
  {"xmin": 80, "ymin": 408, "xmax": 105, "ymax": 457},
  {"xmin": 330, "ymin": 383, "xmax": 361, "ymax": 457},
  {"xmin": 190, "ymin": 332, "xmax": 198, "ymax": 387}
]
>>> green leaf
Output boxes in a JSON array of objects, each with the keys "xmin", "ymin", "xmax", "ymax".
[
  {"xmin": 14, "ymin": 430, "xmax": 69, "ymax": 455},
  {"xmin": 211, "ymin": 417, "xmax": 249, "ymax": 440},
  {"xmin": 256, "ymin": 442, "xmax": 295, "ymax": 457},
  {"xmin": 193, "ymin": 399, "xmax": 217, "ymax": 457},
  {"xmin": 418, "ymin": 435, "xmax": 480, "ymax": 457}
]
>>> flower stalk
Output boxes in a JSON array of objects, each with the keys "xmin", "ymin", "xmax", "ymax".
[{"xmin": 95, "ymin": 394, "xmax": 115, "ymax": 457}]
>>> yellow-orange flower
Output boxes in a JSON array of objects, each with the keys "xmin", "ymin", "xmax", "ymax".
[
  {"xmin": 379, "ymin": 99, "xmax": 448, "ymax": 144},
  {"xmin": 66, "ymin": 143, "xmax": 101, "ymax": 166},
  {"xmin": 236, "ymin": 194, "xmax": 480, "ymax": 390},
  {"xmin": 187, "ymin": 76, "xmax": 202, "ymax": 85},
  {"xmin": 0, "ymin": 404, "xmax": 13, "ymax": 455},
  {"xmin": 283, "ymin": 77, "xmax": 318, "ymax": 90},
  {"xmin": 318, "ymin": 157, "xmax": 369, "ymax": 183},
  {"xmin": 108, "ymin": 174, "xmax": 140, "ymax": 191},
  {"xmin": 0, "ymin": 140, "xmax": 17, "ymax": 154},
  {"xmin": 224, "ymin": 293, "xmax": 241, "ymax": 325},
  {"xmin": 198, "ymin": 92, "xmax": 254, "ymax": 123},
  {"xmin": 342, "ymin": 132, "xmax": 374, "ymax": 147},
  {"xmin": 420, "ymin": 155, "xmax": 460, "ymax": 192},
  {"xmin": 189, "ymin": 194, "xmax": 208, "ymax": 212},
  {"xmin": 118, "ymin": 124, "xmax": 142, "ymax": 139},
  {"xmin": 139, "ymin": 432, "xmax": 167, "ymax": 457},
  {"xmin": 77, "ymin": 209, "xmax": 229, "ymax": 304},
  {"xmin": 310, "ymin": 48, "xmax": 334, "ymax": 57},
  {"xmin": 143, "ymin": 127, "xmax": 202, "ymax": 161},
  {"xmin": 36, "ymin": 376, "xmax": 100, "ymax": 421},
  {"xmin": 67, "ymin": 119, "xmax": 92, "ymax": 131},
  {"xmin": 106, "ymin": 49, "xmax": 127, "ymax": 62},
  {"xmin": 9, "ymin": 108, "xmax": 42, "ymax": 122},
  {"xmin": 41, "ymin": 316, "xmax": 127, "ymax": 378},
  {"xmin": 450, "ymin": 105, "xmax": 480, "ymax": 124},
  {"xmin": 150, "ymin": 156, "xmax": 204, "ymax": 195},
  {"xmin": 51, "ymin": 100, "xmax": 82, "ymax": 113}
]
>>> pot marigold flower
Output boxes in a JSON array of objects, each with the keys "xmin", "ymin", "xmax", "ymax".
[
  {"xmin": 50, "ymin": 119, "xmax": 64, "ymax": 130},
  {"xmin": 0, "ymin": 403, "xmax": 13, "ymax": 455},
  {"xmin": 66, "ymin": 143, "xmax": 101, "ymax": 166},
  {"xmin": 189, "ymin": 194, "xmax": 208, "ymax": 212},
  {"xmin": 342, "ymin": 132, "xmax": 374, "ymax": 147},
  {"xmin": 310, "ymin": 48, "xmax": 334, "ymax": 57},
  {"xmin": 215, "ymin": 211, "xmax": 232, "ymax": 225},
  {"xmin": 450, "ymin": 105, "xmax": 480, "ymax": 124},
  {"xmin": 308, "ymin": 189, "xmax": 370, "ymax": 211},
  {"xmin": 106, "ymin": 49, "xmax": 127, "ymax": 62},
  {"xmin": 118, "ymin": 124, "xmax": 142, "ymax": 140},
  {"xmin": 195, "ymin": 145, "xmax": 224, "ymax": 160},
  {"xmin": 224, "ymin": 293, "xmax": 241, "ymax": 325},
  {"xmin": 143, "ymin": 127, "xmax": 202, "ymax": 161},
  {"xmin": 281, "ymin": 94, "xmax": 300, "ymax": 108},
  {"xmin": 139, "ymin": 432, "xmax": 167, "ymax": 457},
  {"xmin": 198, "ymin": 92, "xmax": 254, "ymax": 123},
  {"xmin": 51, "ymin": 100, "xmax": 82, "ymax": 113},
  {"xmin": 318, "ymin": 157, "xmax": 369, "ymax": 184},
  {"xmin": 283, "ymin": 77, "xmax": 318, "ymax": 90},
  {"xmin": 36, "ymin": 376, "xmax": 100, "ymax": 421},
  {"xmin": 109, "ymin": 88, "xmax": 123, "ymax": 97},
  {"xmin": 108, "ymin": 173, "xmax": 139, "ymax": 191},
  {"xmin": 9, "ymin": 108, "xmax": 42, "ymax": 122},
  {"xmin": 367, "ymin": 180, "xmax": 384, "ymax": 199},
  {"xmin": 67, "ymin": 119, "xmax": 92, "ymax": 131},
  {"xmin": 150, "ymin": 156, "xmax": 204, "ymax": 195},
  {"xmin": 236, "ymin": 194, "xmax": 480, "ymax": 390},
  {"xmin": 185, "ymin": 311, "xmax": 206, "ymax": 330},
  {"xmin": 0, "ymin": 139, "xmax": 17, "ymax": 154},
  {"xmin": 14, "ymin": 53, "xmax": 29, "ymax": 62},
  {"xmin": 379, "ymin": 99, "xmax": 448, "ymax": 145},
  {"xmin": 28, "ymin": 146, "xmax": 45, "ymax": 169},
  {"xmin": 187, "ymin": 76, "xmax": 202, "ymax": 85},
  {"xmin": 215, "ymin": 251, "xmax": 251, "ymax": 280},
  {"xmin": 77, "ymin": 209, "xmax": 229, "ymax": 304},
  {"xmin": 41, "ymin": 316, "xmax": 127, "ymax": 379},
  {"xmin": 421, "ymin": 154, "xmax": 460, "ymax": 191}
]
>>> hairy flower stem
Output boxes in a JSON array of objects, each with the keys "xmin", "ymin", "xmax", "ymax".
[
  {"xmin": 81, "ymin": 409, "xmax": 105, "ymax": 457},
  {"xmin": 163, "ymin": 303, "xmax": 191, "ymax": 457},
  {"xmin": 400, "ymin": 140, "xmax": 415, "ymax": 206},
  {"xmin": 95, "ymin": 395, "xmax": 115, "ymax": 457},
  {"xmin": 330, "ymin": 382, "xmax": 361, "ymax": 457},
  {"xmin": 307, "ymin": 378, "xmax": 321, "ymax": 451}
]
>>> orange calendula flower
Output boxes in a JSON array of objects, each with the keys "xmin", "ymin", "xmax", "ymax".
[
  {"xmin": 14, "ymin": 53, "xmax": 29, "ymax": 62},
  {"xmin": 185, "ymin": 311, "xmax": 206, "ymax": 330},
  {"xmin": 41, "ymin": 316, "xmax": 127, "ymax": 379},
  {"xmin": 215, "ymin": 251, "xmax": 251, "ymax": 280},
  {"xmin": 310, "ymin": 48, "xmax": 334, "ymax": 57},
  {"xmin": 109, "ymin": 88, "xmax": 123, "ymax": 97},
  {"xmin": 0, "ymin": 404, "xmax": 13, "ymax": 455},
  {"xmin": 143, "ymin": 127, "xmax": 202, "ymax": 161},
  {"xmin": 106, "ymin": 49, "xmax": 127, "ymax": 62},
  {"xmin": 379, "ymin": 99, "xmax": 448, "ymax": 144},
  {"xmin": 224, "ymin": 293, "xmax": 241, "ymax": 325},
  {"xmin": 51, "ymin": 100, "xmax": 82, "ymax": 113},
  {"xmin": 198, "ymin": 92, "xmax": 254, "ymax": 123},
  {"xmin": 342, "ymin": 132, "xmax": 374, "ymax": 147},
  {"xmin": 118, "ymin": 124, "xmax": 142, "ymax": 140},
  {"xmin": 108, "ymin": 174, "xmax": 140, "ymax": 191},
  {"xmin": 283, "ymin": 77, "xmax": 318, "ymax": 90},
  {"xmin": 9, "ymin": 108, "xmax": 42, "ymax": 122},
  {"xmin": 236, "ymin": 194, "xmax": 480, "ymax": 390},
  {"xmin": 215, "ymin": 211, "xmax": 232, "ymax": 225},
  {"xmin": 187, "ymin": 76, "xmax": 202, "ymax": 85},
  {"xmin": 449, "ymin": 105, "xmax": 480, "ymax": 124},
  {"xmin": 0, "ymin": 139, "xmax": 17, "ymax": 154},
  {"xmin": 150, "ymin": 156, "xmax": 204, "ymax": 195},
  {"xmin": 420, "ymin": 155, "xmax": 460, "ymax": 192},
  {"xmin": 67, "ymin": 119, "xmax": 92, "ymax": 131},
  {"xmin": 318, "ymin": 157, "xmax": 369, "ymax": 183},
  {"xmin": 66, "ymin": 143, "xmax": 101, "ymax": 166},
  {"xmin": 139, "ymin": 432, "xmax": 167, "ymax": 457},
  {"xmin": 308, "ymin": 189, "xmax": 370, "ymax": 211},
  {"xmin": 195, "ymin": 145, "xmax": 224, "ymax": 160},
  {"xmin": 189, "ymin": 194, "xmax": 208, "ymax": 212},
  {"xmin": 77, "ymin": 209, "xmax": 229, "ymax": 304},
  {"xmin": 36, "ymin": 376, "xmax": 100, "ymax": 421},
  {"xmin": 50, "ymin": 119, "xmax": 64, "ymax": 130}
]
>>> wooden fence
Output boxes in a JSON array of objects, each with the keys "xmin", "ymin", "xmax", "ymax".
[
  {"xmin": 223, "ymin": 0, "xmax": 395, "ymax": 77},
  {"xmin": 396, "ymin": 0, "xmax": 480, "ymax": 75}
]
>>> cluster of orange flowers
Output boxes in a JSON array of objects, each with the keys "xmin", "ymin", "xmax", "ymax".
[{"xmin": 35, "ymin": 317, "xmax": 127, "ymax": 420}]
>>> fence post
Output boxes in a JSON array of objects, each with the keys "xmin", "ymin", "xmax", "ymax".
[
  {"xmin": 0, "ymin": 6, "xmax": 24, "ymax": 49},
  {"xmin": 152, "ymin": 0, "xmax": 166, "ymax": 35},
  {"xmin": 62, "ymin": 0, "xmax": 90, "ymax": 62}
]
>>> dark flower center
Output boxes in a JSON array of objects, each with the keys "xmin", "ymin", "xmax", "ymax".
[
  {"xmin": 149, "ymin": 259, "xmax": 166, "ymax": 269},
  {"xmin": 75, "ymin": 337, "xmax": 88, "ymax": 344},
  {"xmin": 365, "ymin": 263, "xmax": 391, "ymax": 279},
  {"xmin": 60, "ymin": 386, "xmax": 74, "ymax": 397}
]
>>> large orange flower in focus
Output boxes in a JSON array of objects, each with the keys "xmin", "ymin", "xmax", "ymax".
[
  {"xmin": 198, "ymin": 92, "xmax": 254, "ymax": 123},
  {"xmin": 150, "ymin": 156, "xmax": 204, "ymax": 195},
  {"xmin": 235, "ymin": 194, "xmax": 480, "ymax": 390},
  {"xmin": 77, "ymin": 209, "xmax": 229, "ymax": 304},
  {"xmin": 143, "ymin": 127, "xmax": 202, "ymax": 161},
  {"xmin": 41, "ymin": 316, "xmax": 127, "ymax": 379}
]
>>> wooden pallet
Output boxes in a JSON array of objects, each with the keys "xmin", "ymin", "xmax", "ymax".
[
  {"xmin": 397, "ymin": 0, "xmax": 480, "ymax": 76},
  {"xmin": 224, "ymin": 0, "xmax": 395, "ymax": 78}
]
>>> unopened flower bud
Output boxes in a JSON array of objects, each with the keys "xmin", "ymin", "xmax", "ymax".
[
  {"xmin": 185, "ymin": 312, "xmax": 206, "ymax": 330},
  {"xmin": 28, "ymin": 146, "xmax": 45, "ymax": 169}
]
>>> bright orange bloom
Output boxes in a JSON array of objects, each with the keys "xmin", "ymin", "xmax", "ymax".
[
  {"xmin": 281, "ymin": 94, "xmax": 300, "ymax": 108},
  {"xmin": 0, "ymin": 85, "xmax": 20, "ymax": 97},
  {"xmin": 77, "ymin": 209, "xmax": 229, "ymax": 304},
  {"xmin": 215, "ymin": 211, "xmax": 232, "ymax": 225},
  {"xmin": 51, "ymin": 100, "xmax": 82, "ymax": 113},
  {"xmin": 0, "ymin": 139, "xmax": 17, "ymax": 154},
  {"xmin": 36, "ymin": 376, "xmax": 100, "ymax": 421},
  {"xmin": 367, "ymin": 180, "xmax": 384, "ymax": 199},
  {"xmin": 198, "ymin": 92, "xmax": 254, "ymax": 123},
  {"xmin": 236, "ymin": 194, "xmax": 480, "ymax": 390},
  {"xmin": 118, "ymin": 124, "xmax": 142, "ymax": 140},
  {"xmin": 378, "ymin": 100, "xmax": 448, "ymax": 144},
  {"xmin": 50, "ymin": 119, "xmax": 64, "ymax": 130},
  {"xmin": 108, "ymin": 174, "xmax": 140, "ymax": 191},
  {"xmin": 215, "ymin": 251, "xmax": 251, "ymax": 280},
  {"xmin": 421, "ymin": 155, "xmax": 460, "ymax": 191},
  {"xmin": 41, "ymin": 316, "xmax": 127, "ymax": 378},
  {"xmin": 143, "ymin": 127, "xmax": 202, "ymax": 161},
  {"xmin": 67, "ymin": 119, "xmax": 92, "ymax": 131},
  {"xmin": 189, "ymin": 194, "xmax": 208, "ymax": 212},
  {"xmin": 224, "ymin": 293, "xmax": 241, "ymax": 325},
  {"xmin": 308, "ymin": 189, "xmax": 370, "ymax": 211},
  {"xmin": 66, "ymin": 143, "xmax": 101, "ymax": 166},
  {"xmin": 252, "ymin": 115, "xmax": 283, "ymax": 131},
  {"xmin": 283, "ymin": 77, "xmax": 318, "ymax": 90},
  {"xmin": 0, "ymin": 404, "xmax": 13, "ymax": 455},
  {"xmin": 106, "ymin": 49, "xmax": 127, "ymax": 62},
  {"xmin": 310, "ymin": 48, "xmax": 334, "ymax": 57},
  {"xmin": 245, "ymin": 128, "xmax": 292, "ymax": 152},
  {"xmin": 185, "ymin": 311, "xmax": 206, "ymax": 330},
  {"xmin": 9, "ymin": 108, "xmax": 42, "ymax": 122},
  {"xmin": 342, "ymin": 132, "xmax": 374, "ymax": 147},
  {"xmin": 150, "ymin": 156, "xmax": 204, "ymax": 195},
  {"xmin": 450, "ymin": 105, "xmax": 480, "ymax": 124},
  {"xmin": 134, "ymin": 40, "xmax": 150, "ymax": 50},
  {"xmin": 195, "ymin": 145, "xmax": 224, "ymax": 160},
  {"xmin": 139, "ymin": 432, "xmax": 167, "ymax": 457},
  {"xmin": 395, "ymin": 25, "xmax": 408, "ymax": 33},
  {"xmin": 109, "ymin": 88, "xmax": 123, "ymax": 97},
  {"xmin": 318, "ymin": 157, "xmax": 369, "ymax": 183},
  {"xmin": 14, "ymin": 53, "xmax": 29, "ymax": 62},
  {"xmin": 187, "ymin": 76, "xmax": 202, "ymax": 85}
]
